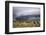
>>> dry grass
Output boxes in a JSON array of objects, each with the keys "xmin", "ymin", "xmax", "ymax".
[{"xmin": 13, "ymin": 20, "xmax": 40, "ymax": 28}]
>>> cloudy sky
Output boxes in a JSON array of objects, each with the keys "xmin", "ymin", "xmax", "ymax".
[{"xmin": 13, "ymin": 7, "xmax": 40, "ymax": 19}]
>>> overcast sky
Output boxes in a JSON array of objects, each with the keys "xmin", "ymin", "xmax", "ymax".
[{"xmin": 13, "ymin": 7, "xmax": 40, "ymax": 18}]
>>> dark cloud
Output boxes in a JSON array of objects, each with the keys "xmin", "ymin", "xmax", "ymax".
[{"xmin": 13, "ymin": 7, "xmax": 40, "ymax": 19}]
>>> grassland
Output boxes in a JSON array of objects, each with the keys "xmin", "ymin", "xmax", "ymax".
[{"xmin": 13, "ymin": 19, "xmax": 40, "ymax": 28}]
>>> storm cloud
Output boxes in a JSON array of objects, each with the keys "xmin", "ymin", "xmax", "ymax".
[{"xmin": 13, "ymin": 7, "xmax": 40, "ymax": 19}]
